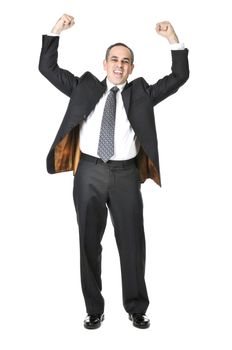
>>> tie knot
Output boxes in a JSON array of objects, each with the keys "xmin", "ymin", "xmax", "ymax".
[{"xmin": 110, "ymin": 86, "xmax": 119, "ymax": 94}]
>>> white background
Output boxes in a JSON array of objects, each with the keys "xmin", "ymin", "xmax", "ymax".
[{"xmin": 1, "ymin": 0, "xmax": 232, "ymax": 349}]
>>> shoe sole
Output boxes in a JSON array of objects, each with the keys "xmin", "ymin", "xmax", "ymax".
[
  {"xmin": 132, "ymin": 322, "xmax": 150, "ymax": 329},
  {"xmin": 84, "ymin": 323, "xmax": 101, "ymax": 330}
]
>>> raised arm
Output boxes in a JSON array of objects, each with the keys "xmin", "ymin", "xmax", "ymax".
[
  {"xmin": 39, "ymin": 14, "xmax": 78, "ymax": 97},
  {"xmin": 148, "ymin": 21, "xmax": 189, "ymax": 105}
]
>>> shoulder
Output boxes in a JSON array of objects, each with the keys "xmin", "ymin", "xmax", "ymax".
[
  {"xmin": 125, "ymin": 77, "xmax": 149, "ymax": 97},
  {"xmin": 73, "ymin": 71, "xmax": 104, "ymax": 90},
  {"xmin": 127, "ymin": 77, "xmax": 149, "ymax": 90},
  {"xmin": 79, "ymin": 71, "xmax": 99, "ymax": 82},
  {"xmin": 71, "ymin": 71, "xmax": 106, "ymax": 95}
]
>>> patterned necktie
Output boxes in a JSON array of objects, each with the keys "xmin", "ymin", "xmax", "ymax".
[{"xmin": 97, "ymin": 86, "xmax": 119, "ymax": 162}]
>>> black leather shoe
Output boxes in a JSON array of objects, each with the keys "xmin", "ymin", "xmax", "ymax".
[
  {"xmin": 129, "ymin": 313, "xmax": 150, "ymax": 329},
  {"xmin": 84, "ymin": 314, "xmax": 104, "ymax": 329}
]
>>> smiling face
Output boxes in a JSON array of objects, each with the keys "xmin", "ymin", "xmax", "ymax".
[{"xmin": 103, "ymin": 45, "xmax": 134, "ymax": 85}]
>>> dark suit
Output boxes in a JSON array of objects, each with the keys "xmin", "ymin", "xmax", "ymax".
[{"xmin": 39, "ymin": 35, "xmax": 189, "ymax": 314}]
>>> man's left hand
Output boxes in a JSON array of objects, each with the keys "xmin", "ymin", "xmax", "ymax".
[{"xmin": 155, "ymin": 21, "xmax": 179, "ymax": 44}]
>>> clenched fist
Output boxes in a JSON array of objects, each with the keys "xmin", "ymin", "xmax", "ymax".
[
  {"xmin": 155, "ymin": 21, "xmax": 179, "ymax": 44},
  {"xmin": 51, "ymin": 14, "xmax": 75, "ymax": 34}
]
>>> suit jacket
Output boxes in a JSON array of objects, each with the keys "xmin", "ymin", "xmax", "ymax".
[{"xmin": 39, "ymin": 35, "xmax": 189, "ymax": 186}]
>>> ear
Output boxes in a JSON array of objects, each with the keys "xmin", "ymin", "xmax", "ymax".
[
  {"xmin": 130, "ymin": 64, "xmax": 134, "ymax": 74},
  {"xmin": 103, "ymin": 59, "xmax": 107, "ymax": 71}
]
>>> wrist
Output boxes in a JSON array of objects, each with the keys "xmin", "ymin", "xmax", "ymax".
[
  {"xmin": 51, "ymin": 25, "xmax": 62, "ymax": 35},
  {"xmin": 167, "ymin": 34, "xmax": 179, "ymax": 44}
]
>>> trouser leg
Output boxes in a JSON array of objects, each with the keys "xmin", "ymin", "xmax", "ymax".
[
  {"xmin": 107, "ymin": 164, "xmax": 149, "ymax": 314},
  {"xmin": 73, "ymin": 159, "xmax": 108, "ymax": 315}
]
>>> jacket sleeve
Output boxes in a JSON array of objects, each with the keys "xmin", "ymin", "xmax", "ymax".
[
  {"xmin": 148, "ymin": 49, "xmax": 189, "ymax": 106},
  {"xmin": 38, "ymin": 35, "xmax": 78, "ymax": 97}
]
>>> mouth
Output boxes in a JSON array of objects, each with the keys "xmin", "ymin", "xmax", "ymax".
[{"xmin": 113, "ymin": 69, "xmax": 123, "ymax": 78}]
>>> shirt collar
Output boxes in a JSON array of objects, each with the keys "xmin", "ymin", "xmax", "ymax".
[{"xmin": 106, "ymin": 78, "xmax": 126, "ymax": 93}]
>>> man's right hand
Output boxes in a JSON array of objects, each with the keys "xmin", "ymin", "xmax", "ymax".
[{"xmin": 51, "ymin": 14, "xmax": 75, "ymax": 34}]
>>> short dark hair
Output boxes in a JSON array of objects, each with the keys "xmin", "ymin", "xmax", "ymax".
[{"xmin": 105, "ymin": 42, "xmax": 134, "ymax": 64}]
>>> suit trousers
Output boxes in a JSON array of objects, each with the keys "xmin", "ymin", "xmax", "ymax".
[{"xmin": 73, "ymin": 153, "xmax": 149, "ymax": 315}]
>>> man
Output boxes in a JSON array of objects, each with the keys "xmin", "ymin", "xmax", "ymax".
[{"xmin": 39, "ymin": 14, "xmax": 189, "ymax": 330}]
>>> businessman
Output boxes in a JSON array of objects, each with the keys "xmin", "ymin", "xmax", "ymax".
[{"xmin": 39, "ymin": 14, "xmax": 189, "ymax": 329}]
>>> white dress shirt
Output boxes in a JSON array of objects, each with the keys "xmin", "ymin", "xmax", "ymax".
[{"xmin": 79, "ymin": 79, "xmax": 140, "ymax": 160}]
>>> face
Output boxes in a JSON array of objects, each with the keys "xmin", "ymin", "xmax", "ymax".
[{"xmin": 103, "ymin": 45, "xmax": 134, "ymax": 85}]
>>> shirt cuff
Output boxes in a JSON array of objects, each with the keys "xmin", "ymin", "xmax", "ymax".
[
  {"xmin": 47, "ymin": 32, "xmax": 60, "ymax": 36},
  {"xmin": 170, "ymin": 42, "xmax": 185, "ymax": 50}
]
